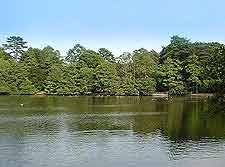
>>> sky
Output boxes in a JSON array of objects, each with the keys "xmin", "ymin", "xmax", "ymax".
[{"xmin": 0, "ymin": 0, "xmax": 225, "ymax": 56}]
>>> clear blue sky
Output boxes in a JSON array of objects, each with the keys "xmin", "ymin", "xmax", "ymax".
[{"xmin": 0, "ymin": 0, "xmax": 225, "ymax": 56}]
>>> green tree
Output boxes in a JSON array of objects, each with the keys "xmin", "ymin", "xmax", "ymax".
[
  {"xmin": 0, "ymin": 48, "xmax": 8, "ymax": 59},
  {"xmin": 185, "ymin": 54, "xmax": 203, "ymax": 93},
  {"xmin": 0, "ymin": 80, "xmax": 11, "ymax": 95},
  {"xmin": 116, "ymin": 52, "xmax": 133, "ymax": 79},
  {"xmin": 132, "ymin": 48, "xmax": 159, "ymax": 95},
  {"xmin": 46, "ymin": 64, "xmax": 70, "ymax": 95},
  {"xmin": 158, "ymin": 58, "xmax": 187, "ymax": 95},
  {"xmin": 0, "ymin": 57, "xmax": 33, "ymax": 94},
  {"xmin": 18, "ymin": 79, "xmax": 36, "ymax": 95},
  {"xmin": 42, "ymin": 46, "xmax": 63, "ymax": 65},
  {"xmin": 158, "ymin": 36, "xmax": 192, "ymax": 95},
  {"xmin": 23, "ymin": 48, "xmax": 48, "ymax": 91},
  {"xmin": 116, "ymin": 52, "xmax": 138, "ymax": 95},
  {"xmin": 77, "ymin": 50, "xmax": 103, "ymax": 69},
  {"xmin": 206, "ymin": 44, "xmax": 225, "ymax": 94},
  {"xmin": 117, "ymin": 78, "xmax": 139, "ymax": 96},
  {"xmin": 160, "ymin": 36, "xmax": 192, "ymax": 62},
  {"xmin": 22, "ymin": 46, "xmax": 62, "ymax": 91},
  {"xmin": 65, "ymin": 44, "xmax": 86, "ymax": 64},
  {"xmin": 94, "ymin": 61, "xmax": 119, "ymax": 95},
  {"xmin": 98, "ymin": 48, "xmax": 116, "ymax": 63},
  {"xmin": 77, "ymin": 67, "xmax": 95, "ymax": 95},
  {"xmin": 0, "ymin": 58, "xmax": 17, "ymax": 93},
  {"xmin": 3, "ymin": 36, "xmax": 28, "ymax": 61},
  {"xmin": 191, "ymin": 42, "xmax": 225, "ymax": 93},
  {"xmin": 63, "ymin": 64, "xmax": 80, "ymax": 94},
  {"xmin": 0, "ymin": 35, "xmax": 225, "ymax": 97}
]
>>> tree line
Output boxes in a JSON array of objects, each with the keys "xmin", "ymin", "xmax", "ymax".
[{"xmin": 0, "ymin": 35, "xmax": 224, "ymax": 96}]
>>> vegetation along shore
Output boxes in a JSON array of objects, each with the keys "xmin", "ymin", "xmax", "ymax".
[{"xmin": 0, "ymin": 35, "xmax": 225, "ymax": 97}]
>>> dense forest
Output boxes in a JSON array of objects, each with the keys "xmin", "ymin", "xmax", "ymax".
[{"xmin": 0, "ymin": 35, "xmax": 225, "ymax": 96}]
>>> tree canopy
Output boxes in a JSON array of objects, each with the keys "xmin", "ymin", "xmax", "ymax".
[
  {"xmin": 3, "ymin": 36, "xmax": 28, "ymax": 61},
  {"xmin": 0, "ymin": 35, "xmax": 225, "ymax": 96}
]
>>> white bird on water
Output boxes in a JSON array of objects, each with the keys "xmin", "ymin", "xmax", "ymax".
[{"xmin": 20, "ymin": 104, "xmax": 24, "ymax": 107}]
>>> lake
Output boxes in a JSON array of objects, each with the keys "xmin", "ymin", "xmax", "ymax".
[{"xmin": 0, "ymin": 96, "xmax": 225, "ymax": 167}]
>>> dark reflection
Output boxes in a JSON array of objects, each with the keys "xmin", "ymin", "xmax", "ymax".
[
  {"xmin": 0, "ymin": 96, "xmax": 225, "ymax": 139},
  {"xmin": 0, "ymin": 96, "xmax": 225, "ymax": 167},
  {"xmin": 164, "ymin": 100, "xmax": 225, "ymax": 140}
]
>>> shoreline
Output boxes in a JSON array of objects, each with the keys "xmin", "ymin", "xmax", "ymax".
[{"xmin": 0, "ymin": 93, "xmax": 214, "ymax": 98}]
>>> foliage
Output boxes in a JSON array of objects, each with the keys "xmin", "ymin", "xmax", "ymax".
[
  {"xmin": 132, "ymin": 48, "xmax": 158, "ymax": 95},
  {"xmin": 94, "ymin": 62, "xmax": 118, "ymax": 95},
  {"xmin": 3, "ymin": 36, "xmax": 27, "ymax": 61},
  {"xmin": 18, "ymin": 79, "xmax": 36, "ymax": 95},
  {"xmin": 185, "ymin": 54, "xmax": 203, "ymax": 93},
  {"xmin": 65, "ymin": 44, "xmax": 86, "ymax": 64},
  {"xmin": 158, "ymin": 58, "xmax": 187, "ymax": 95},
  {"xmin": 0, "ymin": 35, "xmax": 225, "ymax": 96},
  {"xmin": 0, "ymin": 80, "xmax": 11, "ymax": 95},
  {"xmin": 98, "ymin": 48, "xmax": 116, "ymax": 63},
  {"xmin": 206, "ymin": 44, "xmax": 225, "ymax": 94}
]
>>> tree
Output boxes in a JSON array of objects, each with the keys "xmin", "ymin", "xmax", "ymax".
[
  {"xmin": 158, "ymin": 36, "xmax": 192, "ymax": 95},
  {"xmin": 158, "ymin": 58, "xmax": 187, "ymax": 95},
  {"xmin": 18, "ymin": 79, "xmax": 36, "ymax": 95},
  {"xmin": 0, "ymin": 80, "xmax": 11, "ymax": 95},
  {"xmin": 0, "ymin": 56, "xmax": 33, "ymax": 94},
  {"xmin": 206, "ymin": 44, "xmax": 225, "ymax": 94},
  {"xmin": 77, "ymin": 49, "xmax": 103, "ymax": 69},
  {"xmin": 1, "ymin": 35, "xmax": 225, "ymax": 96},
  {"xmin": 0, "ymin": 48, "xmax": 8, "ymax": 59},
  {"xmin": 117, "ymin": 78, "xmax": 139, "ymax": 96},
  {"xmin": 65, "ymin": 44, "xmax": 86, "ymax": 64},
  {"xmin": 160, "ymin": 35, "xmax": 192, "ymax": 62},
  {"xmin": 116, "ymin": 52, "xmax": 133, "ymax": 79},
  {"xmin": 23, "ymin": 48, "xmax": 48, "ymax": 91},
  {"xmin": 0, "ymin": 58, "xmax": 17, "ymax": 93},
  {"xmin": 98, "ymin": 48, "xmax": 116, "ymax": 63},
  {"xmin": 42, "ymin": 46, "xmax": 63, "ymax": 65},
  {"xmin": 94, "ymin": 62, "xmax": 119, "ymax": 95},
  {"xmin": 185, "ymin": 54, "xmax": 203, "ymax": 93},
  {"xmin": 46, "ymin": 64, "xmax": 70, "ymax": 95},
  {"xmin": 115, "ymin": 52, "xmax": 138, "ymax": 95},
  {"xmin": 77, "ymin": 67, "xmax": 95, "ymax": 95},
  {"xmin": 21, "ymin": 46, "xmax": 63, "ymax": 92},
  {"xmin": 132, "ymin": 48, "xmax": 159, "ymax": 95},
  {"xmin": 66, "ymin": 45, "xmax": 104, "ymax": 68},
  {"xmin": 63, "ymin": 64, "xmax": 80, "ymax": 94},
  {"xmin": 3, "ymin": 36, "xmax": 27, "ymax": 61}
]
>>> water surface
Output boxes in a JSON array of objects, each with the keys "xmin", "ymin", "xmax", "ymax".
[{"xmin": 0, "ymin": 96, "xmax": 225, "ymax": 167}]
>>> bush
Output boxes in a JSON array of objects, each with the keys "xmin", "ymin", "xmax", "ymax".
[
  {"xmin": 168, "ymin": 81, "xmax": 188, "ymax": 95},
  {"xmin": 18, "ymin": 80, "xmax": 36, "ymax": 95},
  {"xmin": 0, "ymin": 86, "xmax": 11, "ymax": 95}
]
